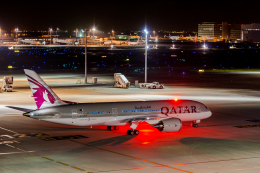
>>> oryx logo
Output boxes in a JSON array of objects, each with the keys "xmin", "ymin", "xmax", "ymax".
[{"xmin": 26, "ymin": 75, "xmax": 55, "ymax": 109}]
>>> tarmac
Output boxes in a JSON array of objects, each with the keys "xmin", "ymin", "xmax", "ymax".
[{"xmin": 1, "ymin": 71, "xmax": 260, "ymax": 173}]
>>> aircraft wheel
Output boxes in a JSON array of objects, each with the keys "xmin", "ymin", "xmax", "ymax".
[
  {"xmin": 193, "ymin": 124, "xmax": 198, "ymax": 128},
  {"xmin": 134, "ymin": 130, "xmax": 139, "ymax": 135},
  {"xmin": 107, "ymin": 126, "xmax": 112, "ymax": 130},
  {"xmin": 127, "ymin": 130, "xmax": 134, "ymax": 135},
  {"xmin": 113, "ymin": 126, "xmax": 119, "ymax": 130}
]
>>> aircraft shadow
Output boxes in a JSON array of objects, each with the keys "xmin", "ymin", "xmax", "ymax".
[{"xmin": 58, "ymin": 135, "xmax": 135, "ymax": 157}]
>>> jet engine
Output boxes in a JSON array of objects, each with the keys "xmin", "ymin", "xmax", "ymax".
[{"xmin": 153, "ymin": 118, "xmax": 182, "ymax": 132}]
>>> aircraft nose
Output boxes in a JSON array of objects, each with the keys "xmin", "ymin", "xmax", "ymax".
[{"xmin": 206, "ymin": 110, "xmax": 212, "ymax": 118}]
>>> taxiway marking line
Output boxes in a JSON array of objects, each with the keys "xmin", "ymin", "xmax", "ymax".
[
  {"xmin": 168, "ymin": 156, "xmax": 260, "ymax": 166},
  {"xmin": 70, "ymin": 140, "xmax": 192, "ymax": 173},
  {"xmin": 57, "ymin": 161, "xmax": 68, "ymax": 166},
  {"xmin": 0, "ymin": 127, "xmax": 18, "ymax": 134},
  {"xmin": 234, "ymin": 124, "xmax": 260, "ymax": 128},
  {"xmin": 71, "ymin": 166, "xmax": 85, "ymax": 171},
  {"xmin": 93, "ymin": 156, "xmax": 260, "ymax": 173},
  {"xmin": 4, "ymin": 144, "xmax": 86, "ymax": 172}
]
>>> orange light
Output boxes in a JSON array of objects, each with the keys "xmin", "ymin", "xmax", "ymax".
[
  {"xmin": 139, "ymin": 129, "xmax": 154, "ymax": 132},
  {"xmin": 174, "ymin": 98, "xmax": 178, "ymax": 101},
  {"xmin": 142, "ymin": 142, "xmax": 151, "ymax": 145}
]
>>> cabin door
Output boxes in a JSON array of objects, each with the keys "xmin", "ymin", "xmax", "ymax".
[
  {"xmin": 72, "ymin": 109, "xmax": 77, "ymax": 119},
  {"xmin": 112, "ymin": 108, "xmax": 118, "ymax": 117}
]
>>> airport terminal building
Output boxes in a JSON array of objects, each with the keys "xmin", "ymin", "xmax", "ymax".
[
  {"xmin": 198, "ymin": 22, "xmax": 241, "ymax": 43},
  {"xmin": 241, "ymin": 23, "xmax": 260, "ymax": 43}
]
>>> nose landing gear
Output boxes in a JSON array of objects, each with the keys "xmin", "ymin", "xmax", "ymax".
[{"xmin": 191, "ymin": 120, "xmax": 200, "ymax": 127}]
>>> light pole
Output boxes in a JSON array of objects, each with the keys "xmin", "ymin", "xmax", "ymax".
[
  {"xmin": 49, "ymin": 28, "xmax": 52, "ymax": 45},
  {"xmin": 76, "ymin": 28, "xmax": 78, "ymax": 37},
  {"xmin": 15, "ymin": 28, "xmax": 18, "ymax": 45},
  {"xmin": 144, "ymin": 29, "xmax": 148, "ymax": 83},
  {"xmin": 92, "ymin": 28, "xmax": 95, "ymax": 37},
  {"xmin": 84, "ymin": 30, "xmax": 89, "ymax": 84},
  {"xmin": 56, "ymin": 27, "xmax": 59, "ymax": 37}
]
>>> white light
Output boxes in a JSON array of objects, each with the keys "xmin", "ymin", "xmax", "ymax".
[{"xmin": 93, "ymin": 28, "xmax": 96, "ymax": 31}]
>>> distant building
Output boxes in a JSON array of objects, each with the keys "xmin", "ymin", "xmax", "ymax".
[
  {"xmin": 222, "ymin": 22, "xmax": 229, "ymax": 42},
  {"xmin": 198, "ymin": 22, "xmax": 241, "ymax": 42},
  {"xmin": 230, "ymin": 24, "xmax": 241, "ymax": 43},
  {"xmin": 198, "ymin": 22, "xmax": 222, "ymax": 42},
  {"xmin": 241, "ymin": 23, "xmax": 260, "ymax": 43}
]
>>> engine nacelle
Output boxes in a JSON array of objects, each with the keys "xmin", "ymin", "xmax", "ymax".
[{"xmin": 153, "ymin": 118, "xmax": 182, "ymax": 132}]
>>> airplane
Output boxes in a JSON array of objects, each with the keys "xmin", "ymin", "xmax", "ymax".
[{"xmin": 9, "ymin": 69, "xmax": 212, "ymax": 135}]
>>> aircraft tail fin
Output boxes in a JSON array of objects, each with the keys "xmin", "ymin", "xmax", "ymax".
[{"xmin": 24, "ymin": 69, "xmax": 67, "ymax": 109}]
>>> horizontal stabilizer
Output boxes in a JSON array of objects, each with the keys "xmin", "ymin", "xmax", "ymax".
[
  {"xmin": 62, "ymin": 100, "xmax": 78, "ymax": 104},
  {"xmin": 6, "ymin": 106, "xmax": 33, "ymax": 113}
]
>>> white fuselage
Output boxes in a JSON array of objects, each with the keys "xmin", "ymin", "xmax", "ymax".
[{"xmin": 27, "ymin": 100, "xmax": 212, "ymax": 127}]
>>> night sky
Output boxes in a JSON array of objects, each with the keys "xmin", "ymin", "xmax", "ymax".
[{"xmin": 0, "ymin": 0, "xmax": 259, "ymax": 32}]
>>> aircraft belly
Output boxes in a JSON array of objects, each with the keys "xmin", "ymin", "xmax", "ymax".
[{"xmin": 43, "ymin": 117, "xmax": 114, "ymax": 127}]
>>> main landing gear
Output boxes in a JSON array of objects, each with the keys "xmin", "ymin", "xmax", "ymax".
[
  {"xmin": 127, "ymin": 130, "xmax": 139, "ymax": 135},
  {"xmin": 107, "ymin": 126, "xmax": 119, "ymax": 131},
  {"xmin": 127, "ymin": 122, "xmax": 139, "ymax": 135}
]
